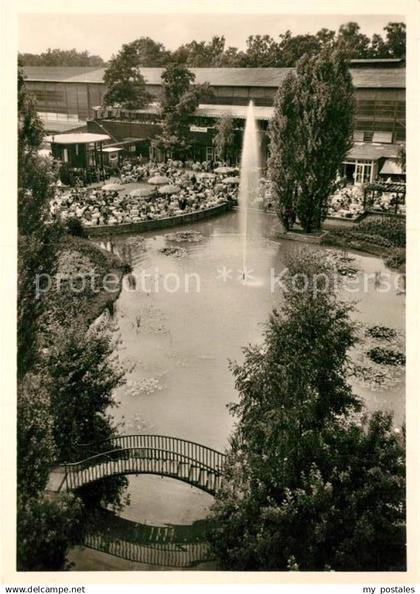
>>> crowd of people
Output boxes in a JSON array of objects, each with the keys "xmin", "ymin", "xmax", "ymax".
[
  {"xmin": 118, "ymin": 157, "xmax": 232, "ymax": 184},
  {"xmin": 328, "ymin": 184, "xmax": 406, "ymax": 219},
  {"xmin": 49, "ymin": 156, "xmax": 406, "ymax": 228},
  {"xmin": 50, "ymin": 159, "xmax": 240, "ymax": 227}
]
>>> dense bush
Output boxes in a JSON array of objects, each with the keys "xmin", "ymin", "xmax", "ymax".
[
  {"xmin": 59, "ymin": 162, "xmax": 77, "ymax": 187},
  {"xmin": 66, "ymin": 216, "xmax": 85, "ymax": 237},
  {"xmin": 17, "ymin": 495, "xmax": 84, "ymax": 571},
  {"xmin": 357, "ymin": 217, "xmax": 406, "ymax": 247},
  {"xmin": 385, "ymin": 248, "xmax": 406, "ymax": 270}
]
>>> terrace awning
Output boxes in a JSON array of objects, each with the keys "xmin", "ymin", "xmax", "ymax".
[{"xmin": 380, "ymin": 159, "xmax": 404, "ymax": 175}]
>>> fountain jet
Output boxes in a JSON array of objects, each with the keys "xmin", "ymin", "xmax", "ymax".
[{"xmin": 238, "ymin": 100, "xmax": 261, "ymax": 281}]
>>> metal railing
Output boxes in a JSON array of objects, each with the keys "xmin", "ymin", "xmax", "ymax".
[{"xmin": 58, "ymin": 435, "xmax": 226, "ymax": 495}]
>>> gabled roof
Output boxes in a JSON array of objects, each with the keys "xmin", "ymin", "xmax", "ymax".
[{"xmin": 23, "ymin": 66, "xmax": 405, "ymax": 89}]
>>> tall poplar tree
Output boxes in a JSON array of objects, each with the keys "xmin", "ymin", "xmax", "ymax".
[
  {"xmin": 268, "ymin": 48, "xmax": 354, "ymax": 232},
  {"xmin": 213, "ymin": 116, "xmax": 236, "ymax": 163}
]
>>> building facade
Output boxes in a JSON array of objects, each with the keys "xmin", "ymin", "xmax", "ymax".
[{"xmin": 23, "ymin": 62, "xmax": 405, "ymax": 181}]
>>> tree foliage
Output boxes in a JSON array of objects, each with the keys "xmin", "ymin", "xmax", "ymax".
[
  {"xmin": 18, "ymin": 63, "xmax": 62, "ymax": 376},
  {"xmin": 19, "ymin": 48, "xmax": 104, "ymax": 67},
  {"xmin": 17, "ymin": 374, "xmax": 56, "ymax": 498},
  {"xmin": 17, "ymin": 495, "xmax": 84, "ymax": 571},
  {"xmin": 208, "ymin": 250, "xmax": 405, "ymax": 571},
  {"xmin": 19, "ymin": 22, "xmax": 406, "ymax": 73},
  {"xmin": 103, "ymin": 43, "xmax": 152, "ymax": 109},
  {"xmin": 268, "ymin": 49, "xmax": 355, "ymax": 232},
  {"xmin": 213, "ymin": 116, "xmax": 236, "ymax": 162},
  {"xmin": 46, "ymin": 324, "xmax": 128, "ymax": 509},
  {"xmin": 173, "ymin": 36, "xmax": 226, "ymax": 67},
  {"xmin": 153, "ymin": 63, "xmax": 213, "ymax": 158}
]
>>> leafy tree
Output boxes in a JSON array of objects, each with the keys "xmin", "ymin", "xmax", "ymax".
[
  {"xmin": 268, "ymin": 48, "xmax": 354, "ymax": 232},
  {"xmin": 46, "ymin": 324, "xmax": 127, "ymax": 509},
  {"xmin": 369, "ymin": 33, "xmax": 389, "ymax": 58},
  {"xmin": 19, "ymin": 48, "xmax": 104, "ymax": 67},
  {"xmin": 153, "ymin": 63, "xmax": 213, "ymax": 158},
  {"xmin": 267, "ymin": 72, "xmax": 301, "ymax": 229},
  {"xmin": 46, "ymin": 325, "xmax": 124, "ymax": 461},
  {"xmin": 18, "ymin": 63, "xmax": 62, "ymax": 376},
  {"xmin": 130, "ymin": 37, "xmax": 171, "ymax": 66},
  {"xmin": 336, "ymin": 22, "xmax": 371, "ymax": 58},
  {"xmin": 277, "ymin": 31, "xmax": 321, "ymax": 67},
  {"xmin": 218, "ymin": 46, "xmax": 246, "ymax": 67},
  {"xmin": 103, "ymin": 43, "xmax": 152, "ymax": 109},
  {"xmin": 17, "ymin": 374, "xmax": 56, "ymax": 498},
  {"xmin": 173, "ymin": 36, "xmax": 226, "ymax": 67},
  {"xmin": 208, "ymin": 250, "xmax": 405, "ymax": 571},
  {"xmin": 315, "ymin": 28, "xmax": 336, "ymax": 48},
  {"xmin": 383, "ymin": 23, "xmax": 406, "ymax": 59},
  {"xmin": 213, "ymin": 116, "xmax": 236, "ymax": 162},
  {"xmin": 243, "ymin": 35, "xmax": 280, "ymax": 67}
]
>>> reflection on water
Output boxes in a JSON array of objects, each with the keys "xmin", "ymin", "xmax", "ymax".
[
  {"xmin": 75, "ymin": 210, "xmax": 405, "ymax": 569},
  {"xmin": 83, "ymin": 508, "xmax": 211, "ymax": 569}
]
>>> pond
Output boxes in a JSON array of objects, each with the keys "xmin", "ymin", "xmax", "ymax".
[{"xmin": 70, "ymin": 209, "xmax": 405, "ymax": 570}]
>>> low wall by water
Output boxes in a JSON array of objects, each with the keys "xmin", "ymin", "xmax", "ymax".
[{"xmin": 86, "ymin": 203, "xmax": 232, "ymax": 238}]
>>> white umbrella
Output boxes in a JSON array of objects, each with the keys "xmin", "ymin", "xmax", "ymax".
[
  {"xmin": 222, "ymin": 177, "xmax": 240, "ymax": 185},
  {"xmin": 102, "ymin": 183, "xmax": 122, "ymax": 191},
  {"xmin": 130, "ymin": 187, "xmax": 153, "ymax": 198},
  {"xmin": 197, "ymin": 172, "xmax": 216, "ymax": 179},
  {"xmin": 214, "ymin": 166, "xmax": 236, "ymax": 174},
  {"xmin": 148, "ymin": 175, "xmax": 171, "ymax": 185},
  {"xmin": 159, "ymin": 184, "xmax": 181, "ymax": 195}
]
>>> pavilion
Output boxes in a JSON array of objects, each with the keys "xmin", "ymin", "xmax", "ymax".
[{"xmin": 46, "ymin": 132, "xmax": 110, "ymax": 170}]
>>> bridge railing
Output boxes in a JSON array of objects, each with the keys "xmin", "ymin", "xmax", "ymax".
[
  {"xmin": 62, "ymin": 440, "xmax": 226, "ymax": 491},
  {"xmin": 71, "ymin": 435, "xmax": 226, "ymax": 470}
]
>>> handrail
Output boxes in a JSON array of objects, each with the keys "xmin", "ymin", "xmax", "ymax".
[
  {"xmin": 62, "ymin": 447, "xmax": 225, "ymax": 473},
  {"xmin": 73, "ymin": 434, "xmax": 226, "ymax": 460}
]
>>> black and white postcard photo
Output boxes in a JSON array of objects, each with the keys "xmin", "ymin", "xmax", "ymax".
[{"xmin": 1, "ymin": 0, "xmax": 419, "ymax": 592}]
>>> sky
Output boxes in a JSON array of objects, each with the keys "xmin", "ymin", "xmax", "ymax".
[{"xmin": 18, "ymin": 14, "xmax": 404, "ymax": 60}]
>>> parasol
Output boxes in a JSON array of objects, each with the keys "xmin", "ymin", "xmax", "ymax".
[
  {"xmin": 102, "ymin": 183, "xmax": 122, "ymax": 191},
  {"xmin": 222, "ymin": 177, "xmax": 240, "ymax": 185},
  {"xmin": 159, "ymin": 184, "xmax": 181, "ymax": 195},
  {"xmin": 129, "ymin": 187, "xmax": 154, "ymax": 198},
  {"xmin": 214, "ymin": 166, "xmax": 236, "ymax": 174},
  {"xmin": 148, "ymin": 175, "xmax": 171, "ymax": 185}
]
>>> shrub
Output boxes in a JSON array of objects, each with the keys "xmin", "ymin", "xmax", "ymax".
[
  {"xmin": 66, "ymin": 216, "xmax": 85, "ymax": 237},
  {"xmin": 357, "ymin": 217, "xmax": 406, "ymax": 248},
  {"xmin": 59, "ymin": 162, "xmax": 76, "ymax": 187},
  {"xmin": 385, "ymin": 248, "xmax": 406, "ymax": 270}
]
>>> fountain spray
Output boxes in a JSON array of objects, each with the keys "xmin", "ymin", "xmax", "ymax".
[{"xmin": 238, "ymin": 100, "xmax": 261, "ymax": 282}]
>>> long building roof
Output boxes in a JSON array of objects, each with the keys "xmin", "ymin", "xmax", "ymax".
[{"xmin": 23, "ymin": 66, "xmax": 405, "ymax": 89}]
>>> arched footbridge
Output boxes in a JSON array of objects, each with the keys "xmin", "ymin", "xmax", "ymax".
[{"xmin": 46, "ymin": 435, "xmax": 226, "ymax": 496}]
